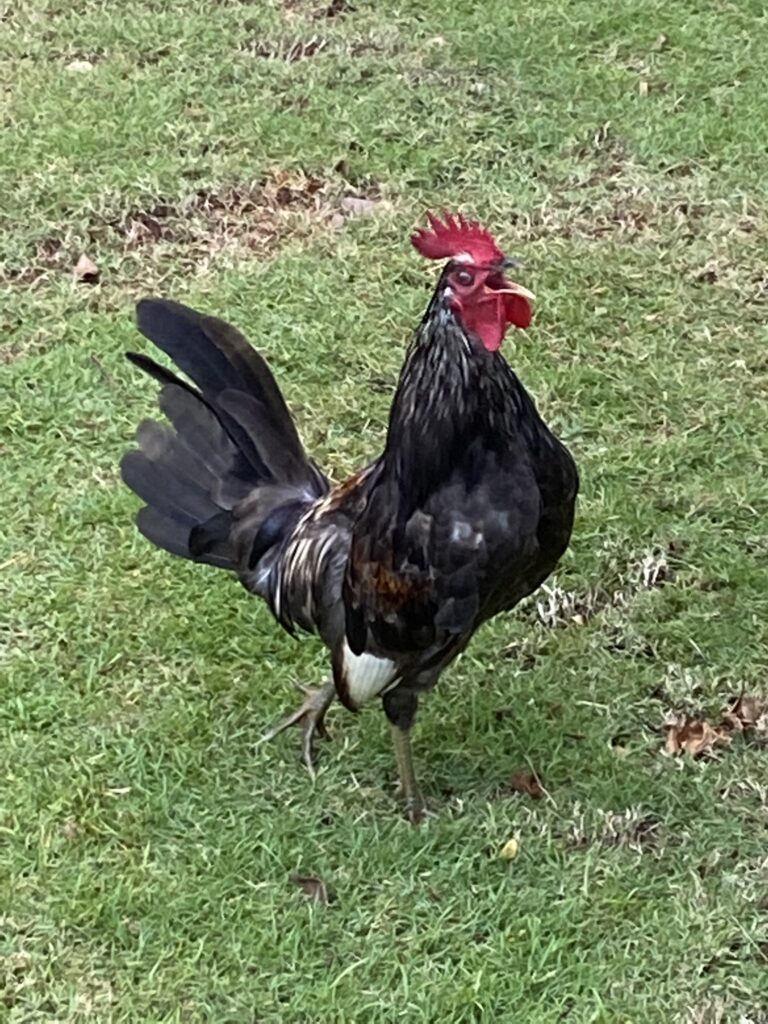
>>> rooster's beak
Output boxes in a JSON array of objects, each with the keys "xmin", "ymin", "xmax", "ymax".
[
  {"xmin": 494, "ymin": 280, "xmax": 535, "ymax": 302},
  {"xmin": 483, "ymin": 275, "xmax": 535, "ymax": 305},
  {"xmin": 496, "ymin": 258, "xmax": 534, "ymax": 303},
  {"xmin": 485, "ymin": 275, "xmax": 535, "ymax": 330}
]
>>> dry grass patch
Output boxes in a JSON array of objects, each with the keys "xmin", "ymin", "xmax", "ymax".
[
  {"xmin": 564, "ymin": 805, "xmax": 663, "ymax": 853},
  {"xmin": 529, "ymin": 540, "xmax": 683, "ymax": 629},
  {"xmin": 2, "ymin": 170, "xmax": 393, "ymax": 294}
]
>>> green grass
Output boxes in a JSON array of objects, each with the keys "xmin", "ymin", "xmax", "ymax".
[{"xmin": 2, "ymin": 0, "xmax": 768, "ymax": 1020}]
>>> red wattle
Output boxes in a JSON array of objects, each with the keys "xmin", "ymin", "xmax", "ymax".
[
  {"xmin": 503, "ymin": 292, "xmax": 532, "ymax": 329},
  {"xmin": 461, "ymin": 296, "xmax": 507, "ymax": 351}
]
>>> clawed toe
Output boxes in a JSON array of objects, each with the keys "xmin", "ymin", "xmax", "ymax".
[{"xmin": 256, "ymin": 681, "xmax": 335, "ymax": 773}]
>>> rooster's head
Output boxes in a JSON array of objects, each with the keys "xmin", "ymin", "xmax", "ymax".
[{"xmin": 411, "ymin": 212, "xmax": 533, "ymax": 352}]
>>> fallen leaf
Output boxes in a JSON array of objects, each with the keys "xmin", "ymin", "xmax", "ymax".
[
  {"xmin": 499, "ymin": 838, "xmax": 520, "ymax": 860},
  {"xmin": 639, "ymin": 79, "xmax": 649, "ymax": 96},
  {"xmin": 290, "ymin": 874, "xmax": 333, "ymax": 904},
  {"xmin": 73, "ymin": 253, "xmax": 99, "ymax": 283},
  {"xmin": 664, "ymin": 693, "xmax": 767, "ymax": 758},
  {"xmin": 664, "ymin": 714, "xmax": 730, "ymax": 757},
  {"xmin": 722, "ymin": 692, "xmax": 768, "ymax": 738},
  {"xmin": 727, "ymin": 693, "xmax": 761, "ymax": 728},
  {"xmin": 509, "ymin": 770, "xmax": 544, "ymax": 800}
]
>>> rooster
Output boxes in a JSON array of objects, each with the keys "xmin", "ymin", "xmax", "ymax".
[{"xmin": 120, "ymin": 213, "xmax": 578, "ymax": 822}]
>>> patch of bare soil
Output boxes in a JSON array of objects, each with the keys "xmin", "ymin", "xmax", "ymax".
[{"xmin": 2, "ymin": 170, "xmax": 392, "ymax": 293}]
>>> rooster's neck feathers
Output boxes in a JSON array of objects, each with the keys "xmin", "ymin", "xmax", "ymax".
[{"xmin": 382, "ymin": 283, "xmax": 539, "ymax": 495}]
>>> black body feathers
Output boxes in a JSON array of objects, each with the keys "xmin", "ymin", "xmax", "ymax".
[{"xmin": 121, "ymin": 285, "xmax": 577, "ymax": 722}]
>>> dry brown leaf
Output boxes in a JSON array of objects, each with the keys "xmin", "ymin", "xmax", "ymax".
[
  {"xmin": 509, "ymin": 770, "xmax": 544, "ymax": 800},
  {"xmin": 726, "ymin": 693, "xmax": 762, "ymax": 729},
  {"xmin": 721, "ymin": 709, "xmax": 744, "ymax": 733},
  {"xmin": 74, "ymin": 253, "xmax": 99, "ymax": 283},
  {"xmin": 664, "ymin": 693, "xmax": 766, "ymax": 758},
  {"xmin": 664, "ymin": 714, "xmax": 731, "ymax": 757},
  {"xmin": 290, "ymin": 874, "xmax": 333, "ymax": 904}
]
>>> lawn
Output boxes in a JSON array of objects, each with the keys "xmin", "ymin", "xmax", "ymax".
[{"xmin": 2, "ymin": 0, "xmax": 768, "ymax": 1020}]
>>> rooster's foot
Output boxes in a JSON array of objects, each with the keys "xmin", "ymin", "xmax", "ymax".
[
  {"xmin": 256, "ymin": 681, "xmax": 335, "ymax": 775},
  {"xmin": 402, "ymin": 793, "xmax": 431, "ymax": 825}
]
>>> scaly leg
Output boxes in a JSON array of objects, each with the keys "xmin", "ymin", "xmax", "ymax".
[
  {"xmin": 390, "ymin": 722, "xmax": 427, "ymax": 825},
  {"xmin": 256, "ymin": 681, "xmax": 335, "ymax": 774}
]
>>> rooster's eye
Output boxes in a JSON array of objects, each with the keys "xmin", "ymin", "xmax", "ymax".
[{"xmin": 454, "ymin": 269, "xmax": 474, "ymax": 287}]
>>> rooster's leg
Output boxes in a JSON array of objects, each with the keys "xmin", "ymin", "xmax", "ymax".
[
  {"xmin": 390, "ymin": 723, "xmax": 426, "ymax": 825},
  {"xmin": 383, "ymin": 689, "xmax": 426, "ymax": 824},
  {"xmin": 256, "ymin": 681, "xmax": 335, "ymax": 774}
]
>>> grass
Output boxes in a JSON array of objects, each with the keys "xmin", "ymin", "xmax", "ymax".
[{"xmin": 2, "ymin": 0, "xmax": 768, "ymax": 1020}]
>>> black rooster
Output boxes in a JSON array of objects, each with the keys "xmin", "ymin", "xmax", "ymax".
[{"xmin": 121, "ymin": 213, "xmax": 578, "ymax": 822}]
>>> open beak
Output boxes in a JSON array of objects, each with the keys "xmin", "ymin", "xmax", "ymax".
[
  {"xmin": 496, "ymin": 279, "xmax": 535, "ymax": 302},
  {"xmin": 484, "ymin": 275, "xmax": 535, "ymax": 330}
]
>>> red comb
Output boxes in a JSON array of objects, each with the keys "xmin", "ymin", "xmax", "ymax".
[{"xmin": 411, "ymin": 211, "xmax": 505, "ymax": 265}]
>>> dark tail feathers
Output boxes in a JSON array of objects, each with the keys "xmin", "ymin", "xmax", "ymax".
[{"xmin": 121, "ymin": 298, "xmax": 328, "ymax": 569}]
